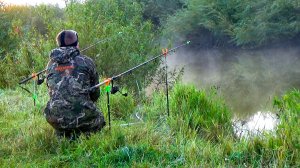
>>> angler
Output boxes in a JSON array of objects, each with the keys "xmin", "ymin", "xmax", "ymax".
[
  {"xmin": 19, "ymin": 31, "xmax": 122, "ymax": 107},
  {"xmin": 44, "ymin": 30, "xmax": 106, "ymax": 140}
]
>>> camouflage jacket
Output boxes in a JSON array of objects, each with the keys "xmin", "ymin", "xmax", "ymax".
[{"xmin": 44, "ymin": 47, "xmax": 102, "ymax": 130}]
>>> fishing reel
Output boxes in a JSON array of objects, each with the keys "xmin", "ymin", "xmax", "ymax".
[
  {"xmin": 19, "ymin": 72, "xmax": 45, "ymax": 85},
  {"xmin": 111, "ymin": 85, "xmax": 128, "ymax": 97},
  {"xmin": 18, "ymin": 72, "xmax": 45, "ymax": 107},
  {"xmin": 36, "ymin": 75, "xmax": 45, "ymax": 85},
  {"xmin": 30, "ymin": 73, "xmax": 44, "ymax": 85}
]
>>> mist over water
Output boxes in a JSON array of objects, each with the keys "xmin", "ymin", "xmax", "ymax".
[{"xmin": 169, "ymin": 46, "xmax": 300, "ymax": 118}]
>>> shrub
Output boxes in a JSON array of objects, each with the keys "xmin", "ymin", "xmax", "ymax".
[{"xmin": 164, "ymin": 0, "xmax": 300, "ymax": 47}]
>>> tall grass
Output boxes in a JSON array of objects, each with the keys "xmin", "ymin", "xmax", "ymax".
[{"xmin": 0, "ymin": 84, "xmax": 299, "ymax": 166}]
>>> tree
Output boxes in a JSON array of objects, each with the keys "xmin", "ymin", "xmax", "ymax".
[
  {"xmin": 138, "ymin": 0, "xmax": 185, "ymax": 26},
  {"xmin": 164, "ymin": 0, "xmax": 300, "ymax": 48}
]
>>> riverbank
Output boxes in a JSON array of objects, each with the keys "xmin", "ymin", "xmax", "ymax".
[{"xmin": 0, "ymin": 84, "xmax": 299, "ymax": 167}]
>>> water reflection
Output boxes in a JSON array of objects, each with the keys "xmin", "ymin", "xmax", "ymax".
[
  {"xmin": 232, "ymin": 111, "xmax": 279, "ymax": 138},
  {"xmin": 169, "ymin": 46, "xmax": 300, "ymax": 118}
]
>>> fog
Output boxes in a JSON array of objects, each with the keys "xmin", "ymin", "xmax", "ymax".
[{"xmin": 168, "ymin": 46, "xmax": 300, "ymax": 118}]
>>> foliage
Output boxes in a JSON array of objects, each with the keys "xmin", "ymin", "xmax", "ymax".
[
  {"xmin": 0, "ymin": 4, "xmax": 63, "ymax": 88},
  {"xmin": 137, "ymin": 0, "xmax": 186, "ymax": 26},
  {"xmin": 165, "ymin": 0, "xmax": 300, "ymax": 47},
  {"xmin": 0, "ymin": 0, "xmax": 159, "ymax": 91},
  {"xmin": 0, "ymin": 4, "xmax": 31, "ymax": 55},
  {"xmin": 0, "ymin": 31, "xmax": 54, "ymax": 88}
]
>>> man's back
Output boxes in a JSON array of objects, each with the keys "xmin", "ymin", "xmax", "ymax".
[{"xmin": 44, "ymin": 46, "xmax": 105, "ymax": 135}]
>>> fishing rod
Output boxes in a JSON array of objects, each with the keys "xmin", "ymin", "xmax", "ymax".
[
  {"xmin": 80, "ymin": 32, "xmax": 123, "ymax": 52},
  {"xmin": 19, "ymin": 70, "xmax": 46, "ymax": 85},
  {"xmin": 89, "ymin": 41, "xmax": 190, "ymax": 90},
  {"xmin": 89, "ymin": 41, "xmax": 191, "ymax": 128},
  {"xmin": 19, "ymin": 32, "xmax": 123, "ymax": 85}
]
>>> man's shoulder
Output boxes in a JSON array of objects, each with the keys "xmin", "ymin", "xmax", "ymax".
[
  {"xmin": 75, "ymin": 54, "xmax": 96, "ymax": 67},
  {"xmin": 77, "ymin": 54, "xmax": 94, "ymax": 62}
]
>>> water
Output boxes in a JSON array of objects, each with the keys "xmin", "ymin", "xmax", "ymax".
[
  {"xmin": 168, "ymin": 46, "xmax": 300, "ymax": 119},
  {"xmin": 232, "ymin": 111, "xmax": 279, "ymax": 138}
]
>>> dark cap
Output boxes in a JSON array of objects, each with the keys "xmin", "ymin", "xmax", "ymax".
[{"xmin": 56, "ymin": 30, "xmax": 78, "ymax": 47}]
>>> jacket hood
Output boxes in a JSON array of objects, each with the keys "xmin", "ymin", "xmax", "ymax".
[{"xmin": 49, "ymin": 47, "xmax": 80, "ymax": 64}]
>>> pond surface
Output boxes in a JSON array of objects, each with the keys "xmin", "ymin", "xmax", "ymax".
[
  {"xmin": 168, "ymin": 46, "xmax": 300, "ymax": 119},
  {"xmin": 232, "ymin": 111, "xmax": 279, "ymax": 138}
]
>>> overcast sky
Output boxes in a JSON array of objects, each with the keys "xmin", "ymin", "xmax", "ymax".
[{"xmin": 3, "ymin": 0, "xmax": 66, "ymax": 8}]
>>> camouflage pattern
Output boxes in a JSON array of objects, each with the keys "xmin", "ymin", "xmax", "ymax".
[{"xmin": 44, "ymin": 46, "xmax": 105, "ymax": 134}]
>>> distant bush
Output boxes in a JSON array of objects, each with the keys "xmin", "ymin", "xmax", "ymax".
[
  {"xmin": 137, "ymin": 0, "xmax": 185, "ymax": 26},
  {"xmin": 165, "ymin": 0, "xmax": 300, "ymax": 48}
]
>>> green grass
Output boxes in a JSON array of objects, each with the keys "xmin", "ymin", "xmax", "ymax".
[{"xmin": 0, "ymin": 84, "xmax": 299, "ymax": 167}]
